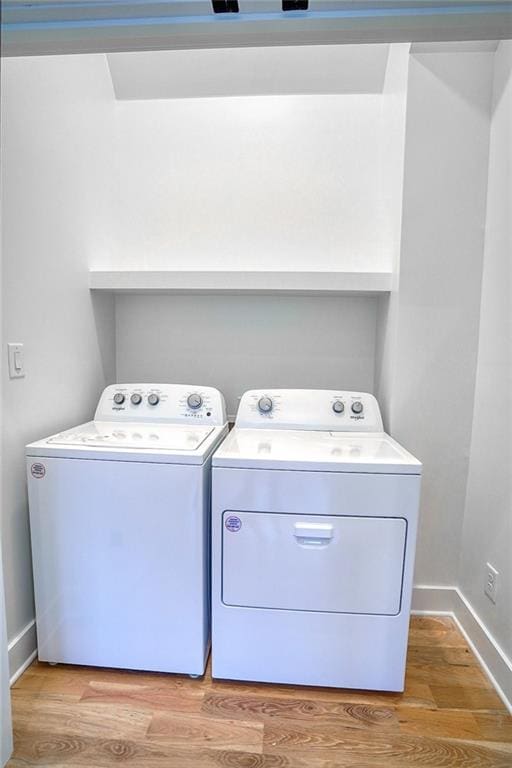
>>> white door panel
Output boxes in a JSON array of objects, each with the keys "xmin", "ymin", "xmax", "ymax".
[{"xmin": 222, "ymin": 512, "xmax": 406, "ymax": 615}]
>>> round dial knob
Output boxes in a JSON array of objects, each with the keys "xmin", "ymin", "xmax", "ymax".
[
  {"xmin": 187, "ymin": 393, "xmax": 203, "ymax": 410},
  {"xmin": 258, "ymin": 396, "xmax": 273, "ymax": 414},
  {"xmin": 332, "ymin": 400, "xmax": 344, "ymax": 414},
  {"xmin": 147, "ymin": 393, "xmax": 160, "ymax": 407},
  {"xmin": 130, "ymin": 393, "xmax": 142, "ymax": 406},
  {"xmin": 351, "ymin": 401, "xmax": 363, "ymax": 414},
  {"xmin": 113, "ymin": 392, "xmax": 125, "ymax": 405}
]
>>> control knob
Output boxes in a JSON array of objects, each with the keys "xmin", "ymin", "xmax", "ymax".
[
  {"xmin": 351, "ymin": 401, "xmax": 364, "ymax": 414},
  {"xmin": 187, "ymin": 393, "xmax": 203, "ymax": 410},
  {"xmin": 147, "ymin": 393, "xmax": 160, "ymax": 407},
  {"xmin": 113, "ymin": 393, "xmax": 125, "ymax": 405},
  {"xmin": 130, "ymin": 393, "xmax": 142, "ymax": 406},
  {"xmin": 332, "ymin": 401, "xmax": 344, "ymax": 414},
  {"xmin": 258, "ymin": 396, "xmax": 273, "ymax": 414}
]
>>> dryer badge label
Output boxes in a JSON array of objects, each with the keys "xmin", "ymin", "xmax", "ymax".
[
  {"xmin": 225, "ymin": 515, "xmax": 242, "ymax": 533},
  {"xmin": 31, "ymin": 462, "xmax": 46, "ymax": 479}
]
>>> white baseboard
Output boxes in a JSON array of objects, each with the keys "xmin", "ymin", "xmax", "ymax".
[
  {"xmin": 412, "ymin": 584, "xmax": 458, "ymax": 614},
  {"xmin": 8, "ymin": 619, "xmax": 37, "ymax": 685},
  {"xmin": 412, "ymin": 584, "xmax": 512, "ymax": 713},
  {"xmin": 452, "ymin": 591, "xmax": 512, "ymax": 714}
]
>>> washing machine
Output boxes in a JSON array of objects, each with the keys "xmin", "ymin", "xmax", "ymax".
[
  {"xmin": 27, "ymin": 383, "xmax": 227, "ymax": 676},
  {"xmin": 212, "ymin": 389, "xmax": 422, "ymax": 692}
]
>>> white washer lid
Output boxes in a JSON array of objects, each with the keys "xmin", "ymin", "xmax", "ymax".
[
  {"xmin": 213, "ymin": 428, "xmax": 422, "ymax": 474},
  {"xmin": 47, "ymin": 421, "xmax": 215, "ymax": 452}
]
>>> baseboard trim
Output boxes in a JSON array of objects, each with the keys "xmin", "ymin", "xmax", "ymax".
[
  {"xmin": 412, "ymin": 585, "xmax": 512, "ymax": 713},
  {"xmin": 412, "ymin": 584, "xmax": 458, "ymax": 614},
  {"xmin": 452, "ymin": 590, "xmax": 512, "ymax": 714},
  {"xmin": 8, "ymin": 619, "xmax": 37, "ymax": 685}
]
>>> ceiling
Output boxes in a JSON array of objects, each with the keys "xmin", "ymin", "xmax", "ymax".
[{"xmin": 2, "ymin": 1, "xmax": 511, "ymax": 56}]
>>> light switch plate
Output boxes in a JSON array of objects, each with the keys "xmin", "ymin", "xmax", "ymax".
[
  {"xmin": 7, "ymin": 343, "xmax": 25, "ymax": 378},
  {"xmin": 484, "ymin": 562, "xmax": 499, "ymax": 604}
]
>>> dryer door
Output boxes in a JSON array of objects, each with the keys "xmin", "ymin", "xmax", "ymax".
[{"xmin": 222, "ymin": 512, "xmax": 406, "ymax": 616}]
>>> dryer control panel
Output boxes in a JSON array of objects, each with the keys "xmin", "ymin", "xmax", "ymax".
[
  {"xmin": 95, "ymin": 384, "xmax": 227, "ymax": 425},
  {"xmin": 236, "ymin": 389, "xmax": 383, "ymax": 432}
]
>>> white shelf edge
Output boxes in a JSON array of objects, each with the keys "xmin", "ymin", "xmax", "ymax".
[{"xmin": 89, "ymin": 270, "xmax": 392, "ymax": 297}]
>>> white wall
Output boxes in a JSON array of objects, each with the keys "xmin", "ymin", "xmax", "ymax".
[
  {"xmin": 107, "ymin": 44, "xmax": 390, "ymax": 100},
  {"xmin": 459, "ymin": 40, "xmax": 512, "ymax": 661},
  {"xmin": 101, "ymin": 92, "xmax": 395, "ymax": 273},
  {"xmin": 0, "ymin": 194, "xmax": 13, "ymax": 767},
  {"xmin": 1, "ymin": 54, "xmax": 116, "ymax": 667},
  {"xmin": 374, "ymin": 44, "xmax": 410, "ymax": 427},
  {"xmin": 108, "ymin": 49, "xmax": 400, "ymax": 416},
  {"xmin": 376, "ymin": 48, "xmax": 494, "ymax": 587},
  {"xmin": 108, "ymin": 48, "xmax": 403, "ymax": 417},
  {"xmin": 116, "ymin": 294, "xmax": 377, "ymax": 418}
]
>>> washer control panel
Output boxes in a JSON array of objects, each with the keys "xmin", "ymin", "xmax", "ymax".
[
  {"xmin": 95, "ymin": 384, "xmax": 227, "ymax": 425},
  {"xmin": 236, "ymin": 389, "xmax": 383, "ymax": 432}
]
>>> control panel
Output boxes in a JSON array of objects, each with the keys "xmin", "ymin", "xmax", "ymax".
[
  {"xmin": 235, "ymin": 390, "xmax": 383, "ymax": 432},
  {"xmin": 94, "ymin": 384, "xmax": 227, "ymax": 425}
]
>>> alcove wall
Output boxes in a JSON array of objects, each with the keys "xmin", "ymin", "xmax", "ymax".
[{"xmin": 2, "ymin": 41, "xmax": 510, "ymax": 704}]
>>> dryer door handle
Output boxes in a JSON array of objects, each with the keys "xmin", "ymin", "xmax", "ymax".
[{"xmin": 294, "ymin": 522, "xmax": 334, "ymax": 546}]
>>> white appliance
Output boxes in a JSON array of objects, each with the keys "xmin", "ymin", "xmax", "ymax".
[
  {"xmin": 212, "ymin": 389, "xmax": 422, "ymax": 692},
  {"xmin": 0, "ymin": 551, "xmax": 12, "ymax": 767},
  {"xmin": 26, "ymin": 383, "xmax": 227, "ymax": 676}
]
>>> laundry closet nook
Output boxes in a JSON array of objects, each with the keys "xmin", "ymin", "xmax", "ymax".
[{"xmin": 1, "ymin": 18, "xmax": 511, "ymax": 765}]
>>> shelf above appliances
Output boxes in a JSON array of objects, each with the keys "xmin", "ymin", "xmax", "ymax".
[{"xmin": 89, "ymin": 269, "xmax": 392, "ymax": 296}]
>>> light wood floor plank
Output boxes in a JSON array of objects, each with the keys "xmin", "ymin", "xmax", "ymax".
[
  {"xmin": 11, "ymin": 690, "xmax": 152, "ymax": 740},
  {"xmin": 202, "ymin": 691, "xmax": 398, "ymax": 729},
  {"xmin": 396, "ymin": 704, "xmax": 482, "ymax": 739},
  {"xmin": 406, "ymin": 644, "xmax": 477, "ymax": 666},
  {"xmin": 80, "ymin": 679, "xmax": 204, "ymax": 713},
  {"xmin": 147, "ymin": 711, "xmax": 264, "ymax": 753},
  {"xmin": 407, "ymin": 628, "xmax": 469, "ymax": 648},
  {"xmin": 430, "ymin": 684, "xmax": 507, "ymax": 712},
  {"xmin": 208, "ymin": 676, "xmax": 437, "ymax": 709},
  {"xmin": 263, "ymin": 721, "xmax": 512, "ymax": 767},
  {"xmin": 406, "ymin": 660, "xmax": 493, "ymax": 689}
]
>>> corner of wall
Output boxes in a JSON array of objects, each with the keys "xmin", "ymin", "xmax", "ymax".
[
  {"xmin": 412, "ymin": 585, "xmax": 512, "ymax": 713},
  {"xmin": 91, "ymin": 290, "xmax": 117, "ymax": 385},
  {"xmin": 374, "ymin": 43, "xmax": 409, "ymax": 429},
  {"xmin": 7, "ymin": 619, "xmax": 37, "ymax": 685},
  {"xmin": 455, "ymin": 38, "xmax": 512, "ymax": 701}
]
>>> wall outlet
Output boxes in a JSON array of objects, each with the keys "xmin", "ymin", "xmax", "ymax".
[{"xmin": 484, "ymin": 563, "xmax": 499, "ymax": 604}]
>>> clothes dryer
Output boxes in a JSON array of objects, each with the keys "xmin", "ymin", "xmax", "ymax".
[{"xmin": 212, "ymin": 389, "xmax": 421, "ymax": 691}]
